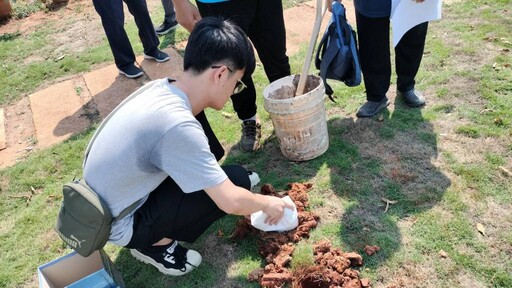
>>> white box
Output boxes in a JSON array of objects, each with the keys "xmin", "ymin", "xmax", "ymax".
[{"xmin": 38, "ymin": 250, "xmax": 125, "ymax": 288}]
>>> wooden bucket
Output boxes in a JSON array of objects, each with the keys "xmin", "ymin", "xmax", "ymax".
[{"xmin": 263, "ymin": 75, "xmax": 329, "ymax": 161}]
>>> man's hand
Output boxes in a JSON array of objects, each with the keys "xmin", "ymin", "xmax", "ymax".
[
  {"xmin": 326, "ymin": 0, "xmax": 341, "ymax": 13},
  {"xmin": 262, "ymin": 196, "xmax": 295, "ymax": 225},
  {"xmin": 173, "ymin": 0, "xmax": 202, "ymax": 32}
]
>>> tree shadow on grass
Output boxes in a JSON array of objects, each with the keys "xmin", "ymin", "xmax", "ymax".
[
  {"xmin": 217, "ymin": 94, "xmax": 451, "ymax": 280},
  {"xmin": 332, "ymin": 98, "xmax": 451, "ymax": 268}
]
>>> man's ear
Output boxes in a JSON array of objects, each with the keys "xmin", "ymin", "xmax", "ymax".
[{"xmin": 212, "ymin": 66, "xmax": 228, "ymax": 83}]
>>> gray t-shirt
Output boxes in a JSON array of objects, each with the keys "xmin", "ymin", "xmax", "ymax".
[{"xmin": 83, "ymin": 78, "xmax": 227, "ymax": 246}]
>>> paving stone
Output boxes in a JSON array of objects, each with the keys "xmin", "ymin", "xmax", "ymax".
[
  {"xmin": 83, "ymin": 64, "xmax": 144, "ymax": 119},
  {"xmin": 29, "ymin": 78, "xmax": 91, "ymax": 148},
  {"xmin": 0, "ymin": 97, "xmax": 35, "ymax": 168},
  {"xmin": 0, "ymin": 108, "xmax": 5, "ymax": 150},
  {"xmin": 140, "ymin": 47, "xmax": 183, "ymax": 81}
]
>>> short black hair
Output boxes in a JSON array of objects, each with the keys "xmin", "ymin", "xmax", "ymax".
[{"xmin": 184, "ymin": 17, "xmax": 256, "ymax": 77}]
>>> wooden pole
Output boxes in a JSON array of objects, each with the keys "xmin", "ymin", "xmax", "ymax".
[{"xmin": 295, "ymin": 0, "xmax": 326, "ymax": 96}]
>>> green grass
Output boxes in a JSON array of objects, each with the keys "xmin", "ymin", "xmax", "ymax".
[
  {"xmin": 1, "ymin": 0, "xmax": 512, "ymax": 287},
  {"xmin": 0, "ymin": 0, "xmax": 189, "ymax": 106}
]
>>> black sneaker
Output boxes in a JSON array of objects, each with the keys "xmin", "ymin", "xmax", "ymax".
[
  {"xmin": 118, "ymin": 63, "xmax": 144, "ymax": 79},
  {"xmin": 155, "ymin": 20, "xmax": 179, "ymax": 35},
  {"xmin": 130, "ymin": 241, "xmax": 202, "ymax": 276},
  {"xmin": 356, "ymin": 97, "xmax": 390, "ymax": 117},
  {"xmin": 240, "ymin": 120, "xmax": 261, "ymax": 152},
  {"xmin": 144, "ymin": 49, "xmax": 170, "ymax": 63}
]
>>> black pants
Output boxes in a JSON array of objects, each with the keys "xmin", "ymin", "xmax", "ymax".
[
  {"xmin": 92, "ymin": 0, "xmax": 160, "ymax": 70},
  {"xmin": 196, "ymin": 0, "xmax": 291, "ymax": 120},
  {"xmin": 355, "ymin": 11, "xmax": 428, "ymax": 102},
  {"xmin": 126, "ymin": 165, "xmax": 251, "ymax": 248}
]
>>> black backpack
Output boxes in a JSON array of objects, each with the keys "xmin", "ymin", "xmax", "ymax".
[{"xmin": 315, "ymin": 1, "xmax": 361, "ymax": 101}]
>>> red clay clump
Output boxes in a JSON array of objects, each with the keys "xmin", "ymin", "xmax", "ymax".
[
  {"xmin": 363, "ymin": 245, "xmax": 381, "ymax": 256},
  {"xmin": 293, "ymin": 240, "xmax": 370, "ymax": 288},
  {"xmin": 230, "ymin": 183, "xmax": 370, "ymax": 287}
]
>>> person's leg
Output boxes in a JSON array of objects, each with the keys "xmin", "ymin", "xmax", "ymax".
[
  {"xmin": 92, "ymin": 0, "xmax": 136, "ymax": 69},
  {"xmin": 355, "ymin": 11, "xmax": 391, "ymax": 117},
  {"xmin": 395, "ymin": 22, "xmax": 428, "ymax": 92},
  {"xmin": 355, "ymin": 11, "xmax": 390, "ymax": 102},
  {"xmin": 196, "ymin": 1, "xmax": 261, "ymax": 151},
  {"xmin": 248, "ymin": 0, "xmax": 290, "ymax": 83},
  {"xmin": 155, "ymin": 0, "xmax": 178, "ymax": 35},
  {"xmin": 196, "ymin": 1, "xmax": 258, "ymax": 121},
  {"xmin": 162, "ymin": 0, "xmax": 176, "ymax": 24},
  {"xmin": 127, "ymin": 165, "xmax": 250, "ymax": 248},
  {"xmin": 126, "ymin": 165, "xmax": 250, "ymax": 275},
  {"xmin": 123, "ymin": 0, "xmax": 160, "ymax": 55},
  {"xmin": 195, "ymin": 110, "xmax": 224, "ymax": 161}
]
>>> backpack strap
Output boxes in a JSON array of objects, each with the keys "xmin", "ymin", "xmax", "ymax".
[
  {"xmin": 347, "ymin": 29, "xmax": 362, "ymax": 86},
  {"xmin": 315, "ymin": 15, "xmax": 338, "ymax": 102}
]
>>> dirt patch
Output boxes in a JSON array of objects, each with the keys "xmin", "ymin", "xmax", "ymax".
[
  {"xmin": 267, "ymin": 75, "xmax": 320, "ymax": 100},
  {"xmin": 231, "ymin": 183, "xmax": 371, "ymax": 288},
  {"xmin": 0, "ymin": 97, "xmax": 35, "ymax": 167}
]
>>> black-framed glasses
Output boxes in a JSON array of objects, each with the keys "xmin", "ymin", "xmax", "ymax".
[{"xmin": 211, "ymin": 65, "xmax": 247, "ymax": 94}]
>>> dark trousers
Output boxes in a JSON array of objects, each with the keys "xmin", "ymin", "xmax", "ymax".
[
  {"xmin": 161, "ymin": 0, "xmax": 176, "ymax": 23},
  {"xmin": 196, "ymin": 0, "xmax": 291, "ymax": 120},
  {"xmin": 355, "ymin": 11, "xmax": 428, "ymax": 102},
  {"xmin": 126, "ymin": 165, "xmax": 250, "ymax": 248},
  {"xmin": 196, "ymin": 111, "xmax": 224, "ymax": 161},
  {"xmin": 92, "ymin": 0, "xmax": 160, "ymax": 70}
]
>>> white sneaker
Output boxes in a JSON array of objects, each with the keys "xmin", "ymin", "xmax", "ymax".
[
  {"xmin": 130, "ymin": 241, "xmax": 202, "ymax": 276},
  {"xmin": 248, "ymin": 171, "xmax": 260, "ymax": 190}
]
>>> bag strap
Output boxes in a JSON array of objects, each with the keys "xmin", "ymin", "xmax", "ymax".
[
  {"xmin": 347, "ymin": 29, "xmax": 362, "ymax": 86},
  {"xmin": 315, "ymin": 11, "xmax": 338, "ymax": 102},
  {"xmin": 83, "ymin": 81, "xmax": 160, "ymax": 168},
  {"xmin": 81, "ymin": 80, "xmax": 165, "ymax": 219},
  {"xmin": 114, "ymin": 200, "xmax": 141, "ymax": 222},
  {"xmin": 77, "ymin": 178, "xmax": 141, "ymax": 222}
]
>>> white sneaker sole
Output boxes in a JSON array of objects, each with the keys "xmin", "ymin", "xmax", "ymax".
[
  {"xmin": 156, "ymin": 23, "xmax": 179, "ymax": 35},
  {"xmin": 118, "ymin": 70, "xmax": 143, "ymax": 79},
  {"xmin": 130, "ymin": 249, "xmax": 201, "ymax": 276},
  {"xmin": 143, "ymin": 54, "xmax": 170, "ymax": 63}
]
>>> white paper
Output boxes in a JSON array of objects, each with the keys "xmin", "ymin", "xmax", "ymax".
[
  {"xmin": 250, "ymin": 196, "xmax": 299, "ymax": 232},
  {"xmin": 391, "ymin": 0, "xmax": 442, "ymax": 47}
]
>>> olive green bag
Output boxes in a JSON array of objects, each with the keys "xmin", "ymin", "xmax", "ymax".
[{"xmin": 55, "ymin": 179, "xmax": 139, "ymax": 257}]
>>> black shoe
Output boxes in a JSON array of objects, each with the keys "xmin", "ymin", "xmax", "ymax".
[
  {"xmin": 155, "ymin": 20, "xmax": 179, "ymax": 35},
  {"xmin": 240, "ymin": 120, "xmax": 261, "ymax": 152},
  {"xmin": 144, "ymin": 49, "xmax": 170, "ymax": 63},
  {"xmin": 118, "ymin": 63, "xmax": 144, "ymax": 79},
  {"xmin": 397, "ymin": 89, "xmax": 426, "ymax": 107},
  {"xmin": 356, "ymin": 97, "xmax": 390, "ymax": 117},
  {"xmin": 130, "ymin": 241, "xmax": 202, "ymax": 276}
]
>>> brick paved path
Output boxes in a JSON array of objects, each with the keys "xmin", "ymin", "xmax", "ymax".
[{"xmin": 0, "ymin": 0, "xmax": 356, "ymax": 168}]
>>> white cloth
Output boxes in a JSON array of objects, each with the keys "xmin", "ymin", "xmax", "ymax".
[{"xmin": 250, "ymin": 196, "xmax": 298, "ymax": 232}]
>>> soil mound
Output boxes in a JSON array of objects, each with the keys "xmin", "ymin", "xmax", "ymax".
[{"xmin": 230, "ymin": 183, "xmax": 371, "ymax": 288}]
